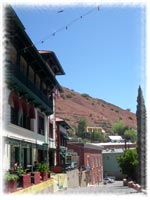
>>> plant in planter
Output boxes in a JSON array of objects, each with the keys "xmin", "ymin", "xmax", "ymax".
[
  {"xmin": 17, "ymin": 167, "xmax": 31, "ymax": 189},
  {"xmin": 4, "ymin": 172, "xmax": 19, "ymax": 193},
  {"xmin": 47, "ymin": 168, "xmax": 51, "ymax": 179},
  {"xmin": 37, "ymin": 162, "xmax": 49, "ymax": 181},
  {"xmin": 31, "ymin": 171, "xmax": 41, "ymax": 184}
]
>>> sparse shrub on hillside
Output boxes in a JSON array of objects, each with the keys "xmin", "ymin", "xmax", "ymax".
[
  {"xmin": 112, "ymin": 120, "xmax": 127, "ymax": 136},
  {"xmin": 90, "ymin": 130, "xmax": 105, "ymax": 142},
  {"xmin": 128, "ymin": 116, "xmax": 133, "ymax": 120},
  {"xmin": 81, "ymin": 93, "xmax": 91, "ymax": 99},
  {"xmin": 63, "ymin": 116, "xmax": 70, "ymax": 121},
  {"xmin": 119, "ymin": 117, "xmax": 122, "ymax": 120},
  {"xmin": 61, "ymin": 94, "xmax": 66, "ymax": 99},
  {"xmin": 91, "ymin": 102, "xmax": 95, "ymax": 105},
  {"xmin": 111, "ymin": 108, "xmax": 114, "ymax": 111},
  {"xmin": 66, "ymin": 93, "xmax": 73, "ymax": 98},
  {"xmin": 89, "ymin": 113, "xmax": 93, "ymax": 117},
  {"xmin": 126, "ymin": 108, "xmax": 131, "ymax": 112},
  {"xmin": 71, "ymin": 92, "xmax": 76, "ymax": 96},
  {"xmin": 102, "ymin": 104, "xmax": 105, "ymax": 107},
  {"xmin": 76, "ymin": 118, "xmax": 87, "ymax": 138},
  {"xmin": 115, "ymin": 110, "xmax": 119, "ymax": 113}
]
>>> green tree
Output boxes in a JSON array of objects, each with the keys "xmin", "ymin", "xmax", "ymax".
[
  {"xmin": 124, "ymin": 128, "xmax": 137, "ymax": 143},
  {"xmin": 117, "ymin": 149, "xmax": 138, "ymax": 181},
  {"xmin": 136, "ymin": 86, "xmax": 146, "ymax": 189},
  {"xmin": 77, "ymin": 118, "xmax": 87, "ymax": 138},
  {"xmin": 112, "ymin": 120, "xmax": 128, "ymax": 136},
  {"xmin": 91, "ymin": 130, "xmax": 105, "ymax": 142}
]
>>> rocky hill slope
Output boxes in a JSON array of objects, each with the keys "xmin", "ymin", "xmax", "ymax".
[{"xmin": 56, "ymin": 87, "xmax": 137, "ymax": 133}]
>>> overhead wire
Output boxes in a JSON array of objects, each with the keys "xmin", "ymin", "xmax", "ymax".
[{"xmin": 19, "ymin": 6, "xmax": 100, "ymax": 52}]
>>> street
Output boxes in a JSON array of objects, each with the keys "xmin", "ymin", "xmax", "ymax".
[{"xmin": 57, "ymin": 181, "xmax": 145, "ymax": 195}]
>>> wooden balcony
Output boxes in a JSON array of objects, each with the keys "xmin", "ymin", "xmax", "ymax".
[{"xmin": 6, "ymin": 62, "xmax": 53, "ymax": 115}]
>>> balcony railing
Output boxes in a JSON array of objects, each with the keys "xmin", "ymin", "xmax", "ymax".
[{"xmin": 6, "ymin": 62, "xmax": 53, "ymax": 111}]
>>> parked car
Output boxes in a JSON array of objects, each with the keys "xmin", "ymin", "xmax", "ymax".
[{"xmin": 103, "ymin": 177, "xmax": 115, "ymax": 184}]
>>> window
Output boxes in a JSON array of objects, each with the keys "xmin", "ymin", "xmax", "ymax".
[
  {"xmin": 36, "ymin": 75, "xmax": 41, "ymax": 89},
  {"xmin": 38, "ymin": 113, "xmax": 45, "ymax": 135},
  {"xmin": 87, "ymin": 157, "xmax": 90, "ymax": 166},
  {"xmin": 49, "ymin": 123, "xmax": 53, "ymax": 138},
  {"xmin": 20, "ymin": 56, "xmax": 27, "ymax": 76},
  {"xmin": 96, "ymin": 157, "xmax": 98, "ymax": 167},
  {"xmin": 29, "ymin": 65, "xmax": 34, "ymax": 83},
  {"xmin": 11, "ymin": 107, "xmax": 19, "ymax": 125},
  {"xmin": 42, "ymin": 82, "xmax": 47, "ymax": 95},
  {"xmin": 9, "ymin": 43, "xmax": 17, "ymax": 64},
  {"xmin": 10, "ymin": 107, "xmax": 31, "ymax": 130}
]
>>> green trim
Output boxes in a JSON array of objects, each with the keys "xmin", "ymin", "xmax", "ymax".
[
  {"xmin": 60, "ymin": 152, "xmax": 65, "ymax": 159},
  {"xmin": 7, "ymin": 76, "xmax": 53, "ymax": 115},
  {"xmin": 61, "ymin": 134, "xmax": 69, "ymax": 140}
]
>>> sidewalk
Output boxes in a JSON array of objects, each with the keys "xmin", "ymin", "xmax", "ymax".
[{"xmin": 12, "ymin": 173, "xmax": 67, "ymax": 194}]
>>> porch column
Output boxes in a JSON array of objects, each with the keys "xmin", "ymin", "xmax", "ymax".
[
  {"xmin": 44, "ymin": 115, "xmax": 49, "ymax": 164},
  {"xmin": 19, "ymin": 142, "xmax": 22, "ymax": 166},
  {"xmin": 34, "ymin": 109, "xmax": 38, "ymax": 161}
]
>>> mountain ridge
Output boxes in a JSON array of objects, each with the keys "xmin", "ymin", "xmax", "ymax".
[{"xmin": 56, "ymin": 87, "xmax": 137, "ymax": 133}]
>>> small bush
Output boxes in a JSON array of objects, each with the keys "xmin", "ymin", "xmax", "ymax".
[
  {"xmin": 81, "ymin": 93, "xmax": 91, "ymax": 99},
  {"xmin": 66, "ymin": 93, "xmax": 72, "ymax": 98}
]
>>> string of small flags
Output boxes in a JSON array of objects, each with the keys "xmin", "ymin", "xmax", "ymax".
[{"xmin": 20, "ymin": 6, "xmax": 100, "ymax": 52}]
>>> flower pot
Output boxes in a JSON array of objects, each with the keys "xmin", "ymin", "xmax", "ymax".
[
  {"xmin": 41, "ymin": 172, "xmax": 48, "ymax": 181},
  {"xmin": 51, "ymin": 166, "xmax": 62, "ymax": 173},
  {"xmin": 31, "ymin": 172, "xmax": 41, "ymax": 184},
  {"xmin": 48, "ymin": 172, "xmax": 51, "ymax": 179},
  {"xmin": 21, "ymin": 174, "xmax": 31, "ymax": 188},
  {"xmin": 5, "ymin": 179, "xmax": 17, "ymax": 193}
]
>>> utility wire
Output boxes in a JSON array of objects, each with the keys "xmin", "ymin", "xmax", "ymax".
[{"xmin": 20, "ymin": 6, "xmax": 100, "ymax": 52}]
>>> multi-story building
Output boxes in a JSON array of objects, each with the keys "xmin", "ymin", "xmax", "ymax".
[
  {"xmin": 92, "ymin": 142, "xmax": 136, "ymax": 180},
  {"xmin": 67, "ymin": 142, "xmax": 103, "ymax": 185},
  {"xmin": 2, "ymin": 6, "xmax": 64, "ymax": 171},
  {"xmin": 102, "ymin": 148, "xmax": 124, "ymax": 180}
]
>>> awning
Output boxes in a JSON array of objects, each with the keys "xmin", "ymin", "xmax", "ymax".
[
  {"xmin": 19, "ymin": 97, "xmax": 28, "ymax": 114},
  {"xmin": 27, "ymin": 103, "xmax": 35, "ymax": 119},
  {"xmin": 60, "ymin": 152, "xmax": 65, "ymax": 159},
  {"xmin": 8, "ymin": 91, "xmax": 19, "ymax": 110},
  {"xmin": 61, "ymin": 133, "xmax": 70, "ymax": 140}
]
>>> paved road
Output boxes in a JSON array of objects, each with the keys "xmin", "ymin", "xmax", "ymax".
[{"xmin": 57, "ymin": 181, "xmax": 145, "ymax": 195}]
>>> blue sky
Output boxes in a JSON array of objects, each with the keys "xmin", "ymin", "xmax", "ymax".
[{"xmin": 12, "ymin": 4, "xmax": 146, "ymax": 113}]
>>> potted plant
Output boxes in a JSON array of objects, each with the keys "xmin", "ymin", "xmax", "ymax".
[
  {"xmin": 4, "ymin": 172, "xmax": 19, "ymax": 193},
  {"xmin": 47, "ymin": 168, "xmax": 51, "ymax": 179},
  {"xmin": 17, "ymin": 167, "xmax": 31, "ymax": 189},
  {"xmin": 37, "ymin": 162, "xmax": 49, "ymax": 181},
  {"xmin": 31, "ymin": 171, "xmax": 41, "ymax": 184}
]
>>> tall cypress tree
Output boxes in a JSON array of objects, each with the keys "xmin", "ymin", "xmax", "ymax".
[{"xmin": 136, "ymin": 86, "xmax": 146, "ymax": 189}]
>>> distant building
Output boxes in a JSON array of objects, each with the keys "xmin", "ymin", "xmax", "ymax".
[
  {"xmin": 87, "ymin": 126, "xmax": 105, "ymax": 133},
  {"xmin": 102, "ymin": 148, "xmax": 124, "ymax": 180},
  {"xmin": 92, "ymin": 142, "xmax": 136, "ymax": 180},
  {"xmin": 92, "ymin": 142, "xmax": 136, "ymax": 150},
  {"xmin": 108, "ymin": 136, "xmax": 123, "ymax": 143},
  {"xmin": 67, "ymin": 142, "xmax": 103, "ymax": 185}
]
